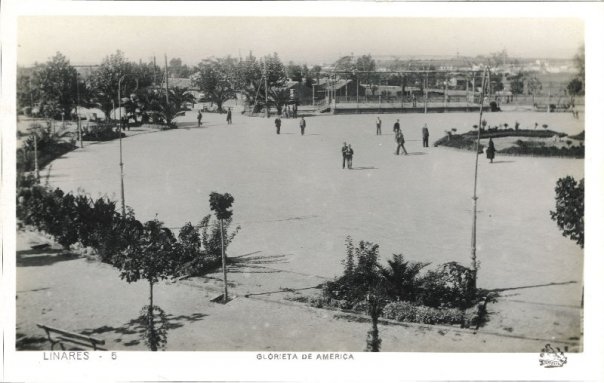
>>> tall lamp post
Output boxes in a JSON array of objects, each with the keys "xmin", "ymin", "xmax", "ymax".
[
  {"xmin": 470, "ymin": 67, "xmax": 489, "ymax": 293},
  {"xmin": 117, "ymin": 74, "xmax": 136, "ymax": 216}
]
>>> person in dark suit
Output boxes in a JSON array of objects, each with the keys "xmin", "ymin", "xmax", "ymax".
[
  {"xmin": 393, "ymin": 119, "xmax": 401, "ymax": 134},
  {"xmin": 346, "ymin": 144, "xmax": 354, "ymax": 169},
  {"xmin": 341, "ymin": 142, "xmax": 348, "ymax": 169},
  {"xmin": 275, "ymin": 117, "xmax": 282, "ymax": 134},
  {"xmin": 396, "ymin": 131, "xmax": 408, "ymax": 155},
  {"xmin": 422, "ymin": 123, "xmax": 430, "ymax": 147},
  {"xmin": 376, "ymin": 117, "xmax": 382, "ymax": 135},
  {"xmin": 299, "ymin": 117, "xmax": 306, "ymax": 135},
  {"xmin": 226, "ymin": 108, "xmax": 232, "ymax": 124},
  {"xmin": 197, "ymin": 110, "xmax": 202, "ymax": 127}
]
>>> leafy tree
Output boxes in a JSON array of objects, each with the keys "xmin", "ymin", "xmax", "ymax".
[
  {"xmin": 489, "ymin": 73, "xmax": 505, "ymax": 93},
  {"xmin": 112, "ymin": 218, "xmax": 181, "ymax": 350},
  {"xmin": 489, "ymin": 49, "xmax": 509, "ymax": 67},
  {"xmin": 17, "ymin": 69, "xmax": 38, "ymax": 114},
  {"xmin": 334, "ymin": 55, "xmax": 356, "ymax": 74},
  {"xmin": 30, "ymin": 52, "xmax": 78, "ymax": 119},
  {"xmin": 209, "ymin": 192, "xmax": 236, "ymax": 303},
  {"xmin": 356, "ymin": 54, "xmax": 377, "ymax": 85},
  {"xmin": 168, "ymin": 57, "xmax": 192, "ymax": 78},
  {"xmin": 567, "ymin": 78, "xmax": 583, "ymax": 97},
  {"xmin": 90, "ymin": 51, "xmax": 146, "ymax": 120},
  {"xmin": 526, "ymin": 75, "xmax": 542, "ymax": 104},
  {"xmin": 286, "ymin": 61, "xmax": 304, "ymax": 82},
  {"xmin": 508, "ymin": 72, "xmax": 525, "ymax": 95},
  {"xmin": 573, "ymin": 44, "xmax": 585, "ymax": 82},
  {"xmin": 550, "ymin": 176, "xmax": 584, "ymax": 248},
  {"xmin": 327, "ymin": 237, "xmax": 387, "ymax": 352},
  {"xmin": 238, "ymin": 53, "xmax": 287, "ymax": 114},
  {"xmin": 194, "ymin": 57, "xmax": 238, "ymax": 113}
]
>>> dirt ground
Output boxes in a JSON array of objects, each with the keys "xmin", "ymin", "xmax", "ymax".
[{"xmin": 16, "ymin": 107, "xmax": 584, "ymax": 351}]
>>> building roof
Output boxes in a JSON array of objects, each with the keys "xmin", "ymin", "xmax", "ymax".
[{"xmin": 316, "ymin": 79, "xmax": 352, "ymax": 89}]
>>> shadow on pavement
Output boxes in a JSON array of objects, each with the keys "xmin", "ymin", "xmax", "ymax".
[
  {"xmin": 16, "ymin": 333, "xmax": 49, "ymax": 351},
  {"xmin": 17, "ymin": 249, "xmax": 80, "ymax": 267},
  {"xmin": 489, "ymin": 280, "xmax": 577, "ymax": 293},
  {"xmin": 228, "ymin": 253, "xmax": 288, "ymax": 274}
]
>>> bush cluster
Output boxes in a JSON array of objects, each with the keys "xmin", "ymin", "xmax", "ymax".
[
  {"xmin": 82, "ymin": 122, "xmax": 125, "ymax": 141},
  {"xmin": 16, "ymin": 175, "xmax": 238, "ymax": 275},
  {"xmin": 434, "ymin": 128, "xmax": 583, "ymax": 158},
  {"xmin": 382, "ymin": 301, "xmax": 465, "ymax": 325},
  {"xmin": 499, "ymin": 143, "xmax": 584, "ymax": 158},
  {"xmin": 17, "ymin": 123, "xmax": 76, "ymax": 173},
  {"xmin": 323, "ymin": 238, "xmax": 478, "ymax": 310},
  {"xmin": 316, "ymin": 237, "xmax": 485, "ymax": 327}
]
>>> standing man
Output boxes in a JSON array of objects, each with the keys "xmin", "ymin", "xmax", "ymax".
[
  {"xmin": 197, "ymin": 110, "xmax": 203, "ymax": 127},
  {"xmin": 412, "ymin": 94, "xmax": 417, "ymax": 107},
  {"xmin": 226, "ymin": 108, "xmax": 232, "ymax": 124},
  {"xmin": 393, "ymin": 119, "xmax": 401, "ymax": 134},
  {"xmin": 376, "ymin": 117, "xmax": 382, "ymax": 135},
  {"xmin": 347, "ymin": 144, "xmax": 354, "ymax": 169},
  {"xmin": 341, "ymin": 142, "xmax": 348, "ymax": 169},
  {"xmin": 275, "ymin": 117, "xmax": 282, "ymax": 134},
  {"xmin": 299, "ymin": 117, "xmax": 306, "ymax": 136},
  {"xmin": 395, "ymin": 131, "xmax": 408, "ymax": 155},
  {"xmin": 422, "ymin": 123, "xmax": 430, "ymax": 148}
]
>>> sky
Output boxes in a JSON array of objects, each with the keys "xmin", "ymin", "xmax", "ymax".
[{"xmin": 17, "ymin": 16, "xmax": 584, "ymax": 67}]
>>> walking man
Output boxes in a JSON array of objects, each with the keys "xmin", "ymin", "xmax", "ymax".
[
  {"xmin": 376, "ymin": 117, "xmax": 382, "ymax": 135},
  {"xmin": 197, "ymin": 110, "xmax": 203, "ymax": 127},
  {"xmin": 275, "ymin": 117, "xmax": 282, "ymax": 134},
  {"xmin": 346, "ymin": 144, "xmax": 354, "ymax": 169},
  {"xmin": 393, "ymin": 119, "xmax": 401, "ymax": 134},
  {"xmin": 422, "ymin": 123, "xmax": 430, "ymax": 148},
  {"xmin": 226, "ymin": 108, "xmax": 232, "ymax": 124},
  {"xmin": 395, "ymin": 131, "xmax": 408, "ymax": 155},
  {"xmin": 341, "ymin": 142, "xmax": 348, "ymax": 169},
  {"xmin": 299, "ymin": 117, "xmax": 306, "ymax": 136}
]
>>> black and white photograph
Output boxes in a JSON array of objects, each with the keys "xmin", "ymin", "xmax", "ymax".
[{"xmin": 1, "ymin": 1, "xmax": 603, "ymax": 382}]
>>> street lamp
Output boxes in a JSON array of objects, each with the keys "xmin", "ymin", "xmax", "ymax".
[
  {"xmin": 117, "ymin": 74, "xmax": 137, "ymax": 216},
  {"xmin": 470, "ymin": 66, "xmax": 490, "ymax": 293}
]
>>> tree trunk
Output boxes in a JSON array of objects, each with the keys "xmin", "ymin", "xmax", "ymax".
[
  {"xmin": 220, "ymin": 219, "xmax": 228, "ymax": 303},
  {"xmin": 149, "ymin": 281, "xmax": 157, "ymax": 351}
]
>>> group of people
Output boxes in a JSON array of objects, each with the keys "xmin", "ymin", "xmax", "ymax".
[
  {"xmin": 281, "ymin": 104, "xmax": 298, "ymax": 119},
  {"xmin": 341, "ymin": 142, "xmax": 354, "ymax": 169},
  {"xmin": 274, "ymin": 116, "xmax": 306, "ymax": 135},
  {"xmin": 196, "ymin": 107, "xmax": 233, "ymax": 127}
]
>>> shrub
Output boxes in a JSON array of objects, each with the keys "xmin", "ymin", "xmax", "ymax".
[
  {"xmin": 176, "ymin": 221, "xmax": 222, "ymax": 276},
  {"xmin": 499, "ymin": 143, "xmax": 584, "ymax": 158},
  {"xmin": 568, "ymin": 131, "xmax": 585, "ymax": 141},
  {"xmin": 199, "ymin": 214, "xmax": 240, "ymax": 259},
  {"xmin": 382, "ymin": 301, "xmax": 465, "ymax": 325},
  {"xmin": 417, "ymin": 262, "xmax": 475, "ymax": 309},
  {"xmin": 82, "ymin": 122, "xmax": 124, "ymax": 141},
  {"xmin": 323, "ymin": 236, "xmax": 382, "ymax": 304},
  {"xmin": 17, "ymin": 123, "xmax": 77, "ymax": 173},
  {"xmin": 382, "ymin": 254, "xmax": 428, "ymax": 302},
  {"xmin": 550, "ymin": 176, "xmax": 584, "ymax": 248}
]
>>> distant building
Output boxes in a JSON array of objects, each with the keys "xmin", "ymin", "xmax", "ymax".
[{"xmin": 316, "ymin": 78, "xmax": 366, "ymax": 99}]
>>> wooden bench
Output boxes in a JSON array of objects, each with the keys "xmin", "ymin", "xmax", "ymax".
[{"xmin": 37, "ymin": 324, "xmax": 106, "ymax": 351}]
